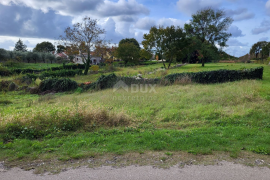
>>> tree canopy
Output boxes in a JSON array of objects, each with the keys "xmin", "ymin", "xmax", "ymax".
[
  {"xmin": 114, "ymin": 42, "xmax": 140, "ymax": 65},
  {"xmin": 261, "ymin": 42, "xmax": 270, "ymax": 58},
  {"xmin": 33, "ymin": 41, "xmax": 55, "ymax": 53},
  {"xmin": 142, "ymin": 25, "xmax": 188, "ymax": 69},
  {"xmin": 14, "ymin": 39, "xmax": 27, "ymax": 52},
  {"xmin": 119, "ymin": 38, "xmax": 140, "ymax": 50},
  {"xmin": 250, "ymin": 41, "xmax": 268, "ymax": 59},
  {"xmin": 185, "ymin": 8, "xmax": 233, "ymax": 46},
  {"xmin": 57, "ymin": 45, "xmax": 66, "ymax": 53},
  {"xmin": 184, "ymin": 8, "xmax": 233, "ymax": 66}
]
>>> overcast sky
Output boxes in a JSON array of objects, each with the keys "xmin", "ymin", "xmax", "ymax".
[{"xmin": 0, "ymin": 0, "xmax": 270, "ymax": 57}]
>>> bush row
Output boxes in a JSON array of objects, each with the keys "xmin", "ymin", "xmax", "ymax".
[
  {"xmin": 39, "ymin": 69, "xmax": 82, "ymax": 80},
  {"xmin": 39, "ymin": 77, "xmax": 78, "ymax": 92},
  {"xmin": 164, "ymin": 67, "xmax": 264, "ymax": 84},
  {"xmin": 117, "ymin": 61, "xmax": 159, "ymax": 67},
  {"xmin": 21, "ymin": 67, "xmax": 265, "ymax": 95},
  {"xmin": 0, "ymin": 64, "xmax": 86, "ymax": 76}
]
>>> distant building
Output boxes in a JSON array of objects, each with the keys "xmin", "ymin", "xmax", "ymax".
[{"xmin": 73, "ymin": 54, "xmax": 103, "ymax": 65}]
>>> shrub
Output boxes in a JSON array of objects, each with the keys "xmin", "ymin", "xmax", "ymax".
[
  {"xmin": 90, "ymin": 65, "xmax": 99, "ymax": 72},
  {"xmin": 0, "ymin": 65, "xmax": 11, "ymax": 76},
  {"xmin": 24, "ymin": 73, "xmax": 38, "ymax": 81},
  {"xmin": 39, "ymin": 77, "xmax": 78, "ymax": 92},
  {"xmin": 39, "ymin": 69, "xmax": 82, "ymax": 80},
  {"xmin": 164, "ymin": 67, "xmax": 264, "ymax": 84}
]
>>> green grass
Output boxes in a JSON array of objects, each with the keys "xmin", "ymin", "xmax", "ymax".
[{"xmin": 1, "ymin": 62, "xmax": 270, "ymax": 163}]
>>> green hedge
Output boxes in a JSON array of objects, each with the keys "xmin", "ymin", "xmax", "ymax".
[
  {"xmin": 39, "ymin": 78, "xmax": 78, "ymax": 92},
  {"xmin": 39, "ymin": 69, "xmax": 82, "ymax": 80},
  {"xmin": 164, "ymin": 67, "xmax": 264, "ymax": 84},
  {"xmin": 7, "ymin": 64, "xmax": 86, "ymax": 75}
]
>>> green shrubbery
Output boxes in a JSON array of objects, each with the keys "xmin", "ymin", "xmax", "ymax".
[
  {"xmin": 164, "ymin": 67, "xmax": 264, "ymax": 84},
  {"xmin": 0, "ymin": 65, "xmax": 11, "ymax": 76},
  {"xmin": 1, "ymin": 64, "xmax": 86, "ymax": 76},
  {"xmin": 39, "ymin": 69, "xmax": 82, "ymax": 80},
  {"xmin": 39, "ymin": 77, "xmax": 78, "ymax": 92}
]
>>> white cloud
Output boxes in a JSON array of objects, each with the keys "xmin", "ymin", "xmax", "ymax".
[
  {"xmin": 176, "ymin": 0, "xmax": 222, "ymax": 15},
  {"xmin": 135, "ymin": 17, "xmax": 156, "ymax": 30},
  {"xmin": 225, "ymin": 8, "xmax": 255, "ymax": 21},
  {"xmin": 158, "ymin": 18, "xmax": 185, "ymax": 27},
  {"xmin": 251, "ymin": 19, "xmax": 270, "ymax": 34},
  {"xmin": 96, "ymin": 0, "xmax": 149, "ymax": 17}
]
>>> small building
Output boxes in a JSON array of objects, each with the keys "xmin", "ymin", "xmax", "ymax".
[{"xmin": 73, "ymin": 55, "xmax": 103, "ymax": 65}]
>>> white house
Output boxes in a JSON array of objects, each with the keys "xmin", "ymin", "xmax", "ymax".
[{"xmin": 73, "ymin": 55, "xmax": 102, "ymax": 65}]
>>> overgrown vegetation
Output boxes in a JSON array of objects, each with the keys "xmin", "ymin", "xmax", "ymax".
[{"xmin": 0, "ymin": 63, "xmax": 269, "ymax": 164}]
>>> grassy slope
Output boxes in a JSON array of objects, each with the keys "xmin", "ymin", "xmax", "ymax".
[{"xmin": 1, "ymin": 63, "xmax": 270, "ymax": 162}]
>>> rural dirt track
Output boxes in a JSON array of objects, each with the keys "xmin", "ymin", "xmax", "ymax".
[{"xmin": 1, "ymin": 161, "xmax": 270, "ymax": 180}]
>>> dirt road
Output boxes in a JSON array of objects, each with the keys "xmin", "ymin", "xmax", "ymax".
[{"xmin": 1, "ymin": 161, "xmax": 270, "ymax": 180}]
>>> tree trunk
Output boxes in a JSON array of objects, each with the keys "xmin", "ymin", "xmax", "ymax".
[
  {"xmin": 84, "ymin": 51, "xmax": 91, "ymax": 75},
  {"xmin": 202, "ymin": 58, "xmax": 205, "ymax": 67}
]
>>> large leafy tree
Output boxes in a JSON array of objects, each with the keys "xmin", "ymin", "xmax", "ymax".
[
  {"xmin": 163, "ymin": 26, "xmax": 187, "ymax": 68},
  {"xmin": 119, "ymin": 38, "xmax": 140, "ymax": 50},
  {"xmin": 33, "ymin": 41, "xmax": 55, "ymax": 53},
  {"xmin": 250, "ymin": 41, "xmax": 268, "ymax": 59},
  {"xmin": 142, "ymin": 26, "xmax": 165, "ymax": 63},
  {"xmin": 114, "ymin": 43, "xmax": 140, "ymax": 65},
  {"xmin": 14, "ymin": 39, "xmax": 27, "ymax": 52},
  {"xmin": 142, "ymin": 25, "xmax": 188, "ymax": 69},
  {"xmin": 184, "ymin": 8, "xmax": 233, "ymax": 66},
  {"xmin": 60, "ymin": 16, "xmax": 105, "ymax": 75}
]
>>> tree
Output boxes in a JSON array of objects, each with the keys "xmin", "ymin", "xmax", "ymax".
[
  {"xmin": 250, "ymin": 41, "xmax": 267, "ymax": 59},
  {"xmin": 119, "ymin": 38, "xmax": 140, "ymax": 50},
  {"xmin": 57, "ymin": 45, "xmax": 66, "ymax": 53},
  {"xmin": 261, "ymin": 42, "xmax": 270, "ymax": 58},
  {"xmin": 14, "ymin": 39, "xmax": 27, "ymax": 52},
  {"xmin": 60, "ymin": 16, "xmax": 105, "ymax": 75},
  {"xmin": 33, "ymin": 41, "xmax": 55, "ymax": 53},
  {"xmin": 114, "ymin": 43, "xmax": 140, "ymax": 65},
  {"xmin": 26, "ymin": 52, "xmax": 32, "ymax": 63},
  {"xmin": 162, "ymin": 26, "xmax": 187, "ymax": 68},
  {"xmin": 32, "ymin": 52, "xmax": 40, "ymax": 64},
  {"xmin": 142, "ymin": 25, "xmax": 188, "ymax": 69},
  {"xmin": 41, "ymin": 53, "xmax": 47, "ymax": 63},
  {"xmin": 0, "ymin": 48, "xmax": 8, "ymax": 61},
  {"xmin": 142, "ymin": 26, "xmax": 166, "ymax": 65},
  {"xmin": 184, "ymin": 8, "xmax": 233, "ymax": 66},
  {"xmin": 47, "ymin": 53, "xmax": 56, "ymax": 64},
  {"xmin": 140, "ymin": 49, "xmax": 152, "ymax": 60}
]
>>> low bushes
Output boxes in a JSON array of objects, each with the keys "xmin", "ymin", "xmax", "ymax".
[
  {"xmin": 164, "ymin": 67, "xmax": 264, "ymax": 84},
  {"xmin": 39, "ymin": 77, "xmax": 78, "ymax": 92},
  {"xmin": 0, "ymin": 66, "xmax": 11, "ymax": 76},
  {"xmin": 39, "ymin": 69, "xmax": 82, "ymax": 80},
  {"xmin": 4, "ymin": 64, "xmax": 86, "ymax": 76}
]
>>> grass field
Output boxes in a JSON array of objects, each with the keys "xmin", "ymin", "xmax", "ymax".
[{"xmin": 1, "ymin": 62, "xmax": 270, "ymax": 169}]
